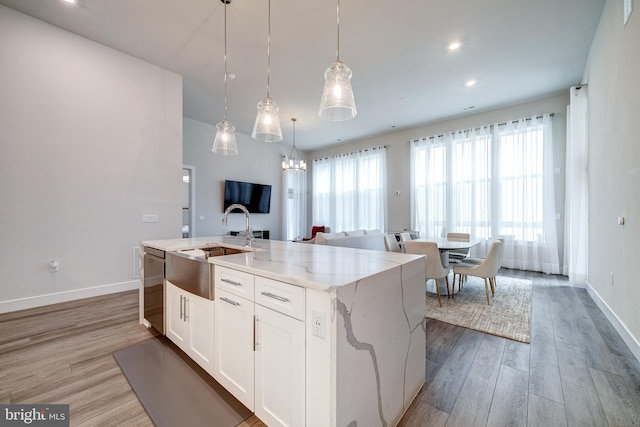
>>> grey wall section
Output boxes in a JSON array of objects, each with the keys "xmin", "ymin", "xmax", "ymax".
[
  {"xmin": 0, "ymin": 6, "xmax": 183, "ymax": 310},
  {"xmin": 583, "ymin": 0, "xmax": 640, "ymax": 352},
  {"xmin": 183, "ymin": 118, "xmax": 292, "ymax": 240},
  {"xmin": 307, "ymin": 93, "xmax": 569, "ymax": 253}
]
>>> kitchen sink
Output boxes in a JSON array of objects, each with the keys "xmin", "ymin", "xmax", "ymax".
[
  {"xmin": 200, "ymin": 246, "xmax": 247, "ymax": 258},
  {"xmin": 165, "ymin": 245, "xmax": 250, "ymax": 300}
]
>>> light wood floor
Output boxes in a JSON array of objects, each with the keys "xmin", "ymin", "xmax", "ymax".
[{"xmin": 1, "ymin": 270, "xmax": 639, "ymax": 426}]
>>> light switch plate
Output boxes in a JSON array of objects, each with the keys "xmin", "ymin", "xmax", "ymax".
[{"xmin": 142, "ymin": 214, "xmax": 158, "ymax": 223}]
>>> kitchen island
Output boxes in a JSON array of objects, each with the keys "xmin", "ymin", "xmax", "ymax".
[{"xmin": 140, "ymin": 237, "xmax": 426, "ymax": 427}]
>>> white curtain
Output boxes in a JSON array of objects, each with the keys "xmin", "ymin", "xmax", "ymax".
[
  {"xmin": 411, "ymin": 127, "xmax": 492, "ymax": 240},
  {"xmin": 563, "ymin": 85, "xmax": 589, "ymax": 284},
  {"xmin": 282, "ymin": 171, "xmax": 307, "ymax": 241},
  {"xmin": 312, "ymin": 147, "xmax": 387, "ymax": 232},
  {"xmin": 497, "ymin": 115, "xmax": 560, "ymax": 273},
  {"xmin": 411, "ymin": 114, "xmax": 561, "ymax": 274}
]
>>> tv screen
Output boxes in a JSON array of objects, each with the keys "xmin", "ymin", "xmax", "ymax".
[{"xmin": 223, "ymin": 180, "xmax": 272, "ymax": 214}]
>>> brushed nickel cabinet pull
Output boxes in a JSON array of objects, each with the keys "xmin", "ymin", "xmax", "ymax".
[
  {"xmin": 220, "ymin": 296, "xmax": 240, "ymax": 306},
  {"xmin": 260, "ymin": 291, "xmax": 290, "ymax": 303},
  {"xmin": 254, "ymin": 315, "xmax": 259, "ymax": 351},
  {"xmin": 221, "ymin": 278, "xmax": 242, "ymax": 287}
]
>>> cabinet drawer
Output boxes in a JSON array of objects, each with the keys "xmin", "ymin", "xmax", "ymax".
[
  {"xmin": 255, "ymin": 276, "xmax": 305, "ymax": 321},
  {"xmin": 215, "ymin": 266, "xmax": 255, "ymax": 301}
]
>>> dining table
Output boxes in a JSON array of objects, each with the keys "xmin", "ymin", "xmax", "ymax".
[
  {"xmin": 407, "ymin": 236, "xmax": 484, "ymax": 296},
  {"xmin": 412, "ymin": 236, "xmax": 483, "ymax": 261}
]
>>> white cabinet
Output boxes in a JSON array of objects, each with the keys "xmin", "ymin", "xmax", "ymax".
[
  {"xmin": 165, "ymin": 281, "xmax": 215, "ymax": 375},
  {"xmin": 214, "ymin": 267, "xmax": 306, "ymax": 426},
  {"xmin": 214, "ymin": 287, "xmax": 255, "ymax": 411},
  {"xmin": 254, "ymin": 303, "xmax": 305, "ymax": 427},
  {"xmin": 166, "ymin": 281, "xmax": 187, "ymax": 346}
]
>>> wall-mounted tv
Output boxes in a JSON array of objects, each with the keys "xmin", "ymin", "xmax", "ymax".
[{"xmin": 223, "ymin": 180, "xmax": 272, "ymax": 214}]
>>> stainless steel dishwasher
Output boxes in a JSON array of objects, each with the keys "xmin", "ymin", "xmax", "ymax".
[{"xmin": 143, "ymin": 246, "xmax": 165, "ymax": 334}]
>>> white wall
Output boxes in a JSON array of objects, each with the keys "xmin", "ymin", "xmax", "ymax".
[
  {"xmin": 583, "ymin": 0, "xmax": 640, "ymax": 356},
  {"xmin": 308, "ymin": 94, "xmax": 569, "ymax": 247},
  {"xmin": 0, "ymin": 6, "xmax": 183, "ymax": 311},
  {"xmin": 183, "ymin": 118, "xmax": 293, "ymax": 240}
]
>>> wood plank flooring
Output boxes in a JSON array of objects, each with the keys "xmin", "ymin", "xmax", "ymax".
[
  {"xmin": 1, "ymin": 270, "xmax": 639, "ymax": 426},
  {"xmin": 399, "ymin": 269, "xmax": 640, "ymax": 427}
]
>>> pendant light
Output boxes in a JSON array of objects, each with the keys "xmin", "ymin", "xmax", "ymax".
[
  {"xmin": 282, "ymin": 118, "xmax": 306, "ymax": 172},
  {"xmin": 318, "ymin": 0, "xmax": 357, "ymax": 121},
  {"xmin": 251, "ymin": 0, "xmax": 283, "ymax": 142},
  {"xmin": 212, "ymin": 0, "xmax": 238, "ymax": 155}
]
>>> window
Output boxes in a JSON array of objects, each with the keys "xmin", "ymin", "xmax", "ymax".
[
  {"xmin": 411, "ymin": 114, "xmax": 560, "ymax": 274},
  {"xmin": 282, "ymin": 170, "xmax": 306, "ymax": 241},
  {"xmin": 312, "ymin": 147, "xmax": 387, "ymax": 232},
  {"xmin": 498, "ymin": 127, "xmax": 544, "ymax": 241}
]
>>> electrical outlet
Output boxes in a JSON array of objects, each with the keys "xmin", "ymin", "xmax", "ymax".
[
  {"xmin": 312, "ymin": 310, "xmax": 325, "ymax": 339},
  {"xmin": 49, "ymin": 260, "xmax": 60, "ymax": 273},
  {"xmin": 611, "ymin": 272, "xmax": 614, "ymax": 286}
]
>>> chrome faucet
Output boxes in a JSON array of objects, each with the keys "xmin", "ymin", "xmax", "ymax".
[{"xmin": 222, "ymin": 203, "xmax": 252, "ymax": 247}]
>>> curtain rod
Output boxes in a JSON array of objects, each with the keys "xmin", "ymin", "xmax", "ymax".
[
  {"xmin": 409, "ymin": 113, "xmax": 555, "ymax": 142},
  {"xmin": 313, "ymin": 145, "xmax": 388, "ymax": 162}
]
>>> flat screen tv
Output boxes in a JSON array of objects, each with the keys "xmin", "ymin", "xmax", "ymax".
[{"xmin": 223, "ymin": 180, "xmax": 272, "ymax": 214}]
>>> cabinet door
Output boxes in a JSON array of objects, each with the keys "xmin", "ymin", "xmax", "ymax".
[
  {"xmin": 187, "ymin": 293, "xmax": 215, "ymax": 375},
  {"xmin": 255, "ymin": 305, "xmax": 305, "ymax": 427},
  {"xmin": 214, "ymin": 288, "xmax": 255, "ymax": 411},
  {"xmin": 165, "ymin": 281, "xmax": 187, "ymax": 347}
]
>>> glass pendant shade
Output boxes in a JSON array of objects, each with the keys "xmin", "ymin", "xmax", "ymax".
[
  {"xmin": 318, "ymin": 60, "xmax": 357, "ymax": 121},
  {"xmin": 252, "ymin": 97, "xmax": 283, "ymax": 142},
  {"xmin": 212, "ymin": 119, "xmax": 238, "ymax": 155}
]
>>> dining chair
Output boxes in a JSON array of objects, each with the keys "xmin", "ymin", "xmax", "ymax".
[
  {"xmin": 404, "ymin": 241, "xmax": 450, "ymax": 307},
  {"xmin": 462, "ymin": 237, "xmax": 505, "ymax": 266},
  {"xmin": 384, "ymin": 234, "xmax": 402, "ymax": 253},
  {"xmin": 452, "ymin": 240, "xmax": 503, "ymax": 305},
  {"xmin": 399, "ymin": 232, "xmax": 413, "ymax": 242},
  {"xmin": 446, "ymin": 232, "xmax": 470, "ymax": 263},
  {"xmin": 398, "ymin": 232, "xmax": 413, "ymax": 252}
]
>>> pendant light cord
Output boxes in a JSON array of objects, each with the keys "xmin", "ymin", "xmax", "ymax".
[
  {"xmin": 292, "ymin": 118, "xmax": 296, "ymax": 149},
  {"xmin": 223, "ymin": 1, "xmax": 228, "ymax": 119},
  {"xmin": 267, "ymin": 0, "xmax": 271, "ymax": 98},
  {"xmin": 336, "ymin": 0, "xmax": 340, "ymax": 62}
]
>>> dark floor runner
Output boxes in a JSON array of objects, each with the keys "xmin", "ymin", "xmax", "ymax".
[{"xmin": 114, "ymin": 337, "xmax": 252, "ymax": 427}]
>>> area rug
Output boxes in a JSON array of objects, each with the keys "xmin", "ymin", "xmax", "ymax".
[
  {"xmin": 426, "ymin": 275, "xmax": 532, "ymax": 343},
  {"xmin": 113, "ymin": 337, "xmax": 252, "ymax": 427}
]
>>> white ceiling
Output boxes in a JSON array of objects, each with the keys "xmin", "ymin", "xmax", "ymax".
[{"xmin": 0, "ymin": 0, "xmax": 605, "ymax": 150}]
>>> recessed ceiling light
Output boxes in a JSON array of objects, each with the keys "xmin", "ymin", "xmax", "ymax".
[
  {"xmin": 448, "ymin": 41, "xmax": 461, "ymax": 51},
  {"xmin": 62, "ymin": 0, "xmax": 77, "ymax": 4},
  {"xmin": 466, "ymin": 79, "xmax": 477, "ymax": 87}
]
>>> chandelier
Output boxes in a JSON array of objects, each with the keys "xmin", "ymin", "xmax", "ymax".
[{"xmin": 282, "ymin": 118, "xmax": 306, "ymax": 172}]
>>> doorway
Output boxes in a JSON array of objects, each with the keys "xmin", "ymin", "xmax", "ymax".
[{"xmin": 182, "ymin": 166, "xmax": 195, "ymax": 238}]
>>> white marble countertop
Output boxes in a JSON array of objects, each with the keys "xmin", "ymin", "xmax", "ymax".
[
  {"xmin": 141, "ymin": 236, "xmax": 423, "ymax": 291},
  {"xmin": 141, "ymin": 235, "xmax": 256, "ymax": 252}
]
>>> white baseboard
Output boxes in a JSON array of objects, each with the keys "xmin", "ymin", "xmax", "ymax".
[
  {"xmin": 586, "ymin": 280, "xmax": 640, "ymax": 362},
  {"xmin": 0, "ymin": 280, "xmax": 139, "ymax": 314}
]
